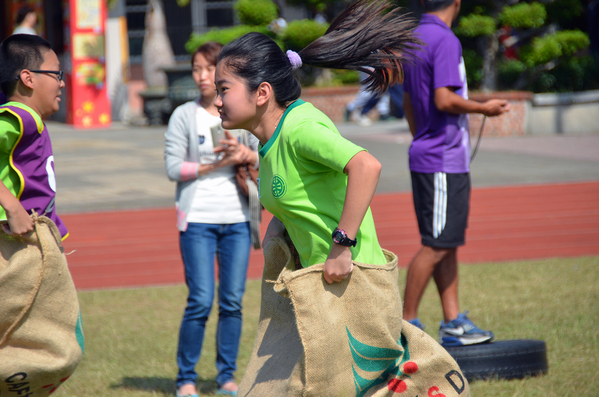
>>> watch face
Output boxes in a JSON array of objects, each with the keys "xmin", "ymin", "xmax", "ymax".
[
  {"xmin": 332, "ymin": 230, "xmax": 343, "ymax": 243},
  {"xmin": 332, "ymin": 228, "xmax": 356, "ymax": 247}
]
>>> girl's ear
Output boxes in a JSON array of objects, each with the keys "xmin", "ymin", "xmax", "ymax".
[{"xmin": 256, "ymin": 81, "xmax": 274, "ymax": 107}]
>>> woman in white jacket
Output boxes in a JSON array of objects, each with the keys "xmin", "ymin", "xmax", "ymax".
[{"xmin": 164, "ymin": 42, "xmax": 258, "ymax": 397}]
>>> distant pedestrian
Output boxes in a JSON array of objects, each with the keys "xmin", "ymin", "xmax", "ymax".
[
  {"xmin": 361, "ymin": 83, "xmax": 405, "ymax": 120},
  {"xmin": 13, "ymin": 6, "xmax": 38, "ymax": 35},
  {"xmin": 345, "ymin": 71, "xmax": 393, "ymax": 126},
  {"xmin": 164, "ymin": 41, "xmax": 258, "ymax": 397},
  {"xmin": 402, "ymin": 0, "xmax": 510, "ymax": 347}
]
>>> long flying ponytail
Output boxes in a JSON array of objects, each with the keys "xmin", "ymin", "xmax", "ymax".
[
  {"xmin": 219, "ymin": 0, "xmax": 419, "ymax": 106},
  {"xmin": 299, "ymin": 0, "xmax": 420, "ymax": 93}
]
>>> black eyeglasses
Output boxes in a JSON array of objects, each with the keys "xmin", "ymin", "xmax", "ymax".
[{"xmin": 15, "ymin": 70, "xmax": 64, "ymax": 81}]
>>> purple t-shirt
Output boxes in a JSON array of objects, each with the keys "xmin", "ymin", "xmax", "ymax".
[{"xmin": 404, "ymin": 14, "xmax": 470, "ymax": 173}]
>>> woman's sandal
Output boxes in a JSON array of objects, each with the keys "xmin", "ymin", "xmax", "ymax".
[
  {"xmin": 176, "ymin": 391, "xmax": 199, "ymax": 397},
  {"xmin": 216, "ymin": 388, "xmax": 237, "ymax": 396}
]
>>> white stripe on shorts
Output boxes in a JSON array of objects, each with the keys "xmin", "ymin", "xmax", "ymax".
[{"xmin": 433, "ymin": 172, "xmax": 447, "ymax": 238}]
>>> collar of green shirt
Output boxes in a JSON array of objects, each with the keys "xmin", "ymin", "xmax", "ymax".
[{"xmin": 259, "ymin": 99, "xmax": 305, "ymax": 157}]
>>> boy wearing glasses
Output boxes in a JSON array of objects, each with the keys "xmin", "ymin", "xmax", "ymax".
[{"xmin": 0, "ymin": 34, "xmax": 68, "ymax": 239}]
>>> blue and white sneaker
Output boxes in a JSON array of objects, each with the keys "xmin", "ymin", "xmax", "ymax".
[
  {"xmin": 406, "ymin": 318, "xmax": 426, "ymax": 330},
  {"xmin": 439, "ymin": 312, "xmax": 494, "ymax": 347}
]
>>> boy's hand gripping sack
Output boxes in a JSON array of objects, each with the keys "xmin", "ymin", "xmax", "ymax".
[
  {"xmin": 238, "ymin": 237, "xmax": 469, "ymax": 397},
  {"xmin": 0, "ymin": 215, "xmax": 84, "ymax": 396}
]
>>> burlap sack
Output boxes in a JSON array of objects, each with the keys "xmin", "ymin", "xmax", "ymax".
[
  {"xmin": 239, "ymin": 237, "xmax": 468, "ymax": 397},
  {"xmin": 0, "ymin": 215, "xmax": 84, "ymax": 396}
]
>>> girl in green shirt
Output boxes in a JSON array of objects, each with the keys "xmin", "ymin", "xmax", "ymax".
[{"xmin": 214, "ymin": 0, "xmax": 417, "ymax": 284}]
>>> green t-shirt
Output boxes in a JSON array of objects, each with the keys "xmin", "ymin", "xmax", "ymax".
[
  {"xmin": 258, "ymin": 100, "xmax": 386, "ymax": 267},
  {"xmin": 0, "ymin": 102, "xmax": 41, "ymax": 220}
]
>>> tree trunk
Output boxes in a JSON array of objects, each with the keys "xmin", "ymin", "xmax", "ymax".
[
  {"xmin": 480, "ymin": 32, "xmax": 499, "ymax": 92},
  {"xmin": 142, "ymin": 0, "xmax": 175, "ymax": 88}
]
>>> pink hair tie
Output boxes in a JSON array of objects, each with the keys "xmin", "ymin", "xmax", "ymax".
[{"xmin": 286, "ymin": 50, "xmax": 302, "ymax": 70}]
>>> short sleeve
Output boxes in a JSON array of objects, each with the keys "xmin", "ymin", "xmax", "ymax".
[
  {"xmin": 0, "ymin": 111, "xmax": 21, "ymax": 155},
  {"xmin": 289, "ymin": 121, "xmax": 364, "ymax": 174},
  {"xmin": 433, "ymin": 35, "xmax": 463, "ymax": 90}
]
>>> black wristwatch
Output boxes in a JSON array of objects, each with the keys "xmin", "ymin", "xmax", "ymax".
[{"xmin": 332, "ymin": 228, "xmax": 357, "ymax": 247}]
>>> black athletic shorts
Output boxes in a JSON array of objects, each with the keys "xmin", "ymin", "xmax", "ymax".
[{"xmin": 411, "ymin": 171, "xmax": 470, "ymax": 248}]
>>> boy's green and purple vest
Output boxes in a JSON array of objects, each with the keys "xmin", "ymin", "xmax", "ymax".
[{"xmin": 0, "ymin": 99, "xmax": 68, "ymax": 238}]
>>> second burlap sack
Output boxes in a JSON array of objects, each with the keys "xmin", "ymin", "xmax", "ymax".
[
  {"xmin": 239, "ymin": 237, "xmax": 469, "ymax": 397},
  {"xmin": 0, "ymin": 215, "xmax": 84, "ymax": 396}
]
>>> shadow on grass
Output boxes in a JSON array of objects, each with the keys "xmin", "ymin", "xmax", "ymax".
[{"xmin": 110, "ymin": 377, "xmax": 218, "ymax": 395}]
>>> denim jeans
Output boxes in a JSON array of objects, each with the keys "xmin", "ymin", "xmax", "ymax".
[{"xmin": 176, "ymin": 222, "xmax": 251, "ymax": 388}]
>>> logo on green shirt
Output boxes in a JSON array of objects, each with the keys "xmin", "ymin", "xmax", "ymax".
[{"xmin": 271, "ymin": 174, "xmax": 287, "ymax": 199}]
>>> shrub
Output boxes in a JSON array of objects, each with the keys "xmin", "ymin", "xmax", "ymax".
[
  {"xmin": 455, "ymin": 15, "xmax": 496, "ymax": 37},
  {"xmin": 234, "ymin": 0, "xmax": 278, "ymax": 26},
  {"xmin": 283, "ymin": 19, "xmax": 329, "ymax": 51},
  {"xmin": 554, "ymin": 30, "xmax": 590, "ymax": 57},
  {"xmin": 520, "ymin": 30, "xmax": 589, "ymax": 67},
  {"xmin": 520, "ymin": 35, "xmax": 563, "ymax": 67},
  {"xmin": 498, "ymin": 2, "xmax": 546, "ymax": 29},
  {"xmin": 185, "ymin": 25, "xmax": 272, "ymax": 53}
]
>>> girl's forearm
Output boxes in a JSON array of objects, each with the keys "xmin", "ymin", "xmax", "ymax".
[{"xmin": 338, "ymin": 151, "xmax": 381, "ymax": 239}]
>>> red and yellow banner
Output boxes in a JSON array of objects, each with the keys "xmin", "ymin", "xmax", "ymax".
[{"xmin": 64, "ymin": 0, "xmax": 111, "ymax": 128}]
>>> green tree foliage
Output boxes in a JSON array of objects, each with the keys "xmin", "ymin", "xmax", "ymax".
[
  {"xmin": 497, "ymin": 2, "xmax": 546, "ymax": 29},
  {"xmin": 185, "ymin": 0, "xmax": 280, "ymax": 54},
  {"xmin": 520, "ymin": 30, "xmax": 590, "ymax": 67},
  {"xmin": 451, "ymin": 0, "xmax": 595, "ymax": 92},
  {"xmin": 185, "ymin": 25, "xmax": 273, "ymax": 53},
  {"xmin": 454, "ymin": 15, "xmax": 496, "ymax": 37},
  {"xmin": 235, "ymin": 0, "xmax": 278, "ymax": 26},
  {"xmin": 283, "ymin": 19, "xmax": 329, "ymax": 51},
  {"xmin": 185, "ymin": 0, "xmax": 331, "ymax": 69}
]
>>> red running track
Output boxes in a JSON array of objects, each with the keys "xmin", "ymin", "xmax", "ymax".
[{"xmin": 62, "ymin": 181, "xmax": 599, "ymax": 290}]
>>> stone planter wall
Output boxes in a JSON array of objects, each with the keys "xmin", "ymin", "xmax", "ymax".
[
  {"xmin": 300, "ymin": 86, "xmax": 536, "ymax": 136},
  {"xmin": 139, "ymin": 72, "xmax": 599, "ymax": 135},
  {"xmin": 469, "ymin": 91, "xmax": 533, "ymax": 137},
  {"xmin": 302, "ymin": 87, "xmax": 599, "ymax": 136},
  {"xmin": 300, "ymin": 85, "xmax": 360, "ymax": 123}
]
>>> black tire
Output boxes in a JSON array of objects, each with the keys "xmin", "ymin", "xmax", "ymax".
[{"xmin": 444, "ymin": 340, "xmax": 548, "ymax": 382}]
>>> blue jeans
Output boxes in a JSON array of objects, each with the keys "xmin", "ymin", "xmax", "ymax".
[{"xmin": 176, "ymin": 222, "xmax": 251, "ymax": 388}]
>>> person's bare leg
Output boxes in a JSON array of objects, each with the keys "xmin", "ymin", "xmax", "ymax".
[
  {"xmin": 403, "ymin": 245, "xmax": 450, "ymax": 321},
  {"xmin": 432, "ymin": 248, "xmax": 460, "ymax": 323}
]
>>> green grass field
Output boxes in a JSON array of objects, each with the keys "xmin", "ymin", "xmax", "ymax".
[{"xmin": 56, "ymin": 256, "xmax": 599, "ymax": 397}]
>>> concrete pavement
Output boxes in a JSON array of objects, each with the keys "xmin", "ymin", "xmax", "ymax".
[{"xmin": 47, "ymin": 119, "xmax": 599, "ymax": 215}]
